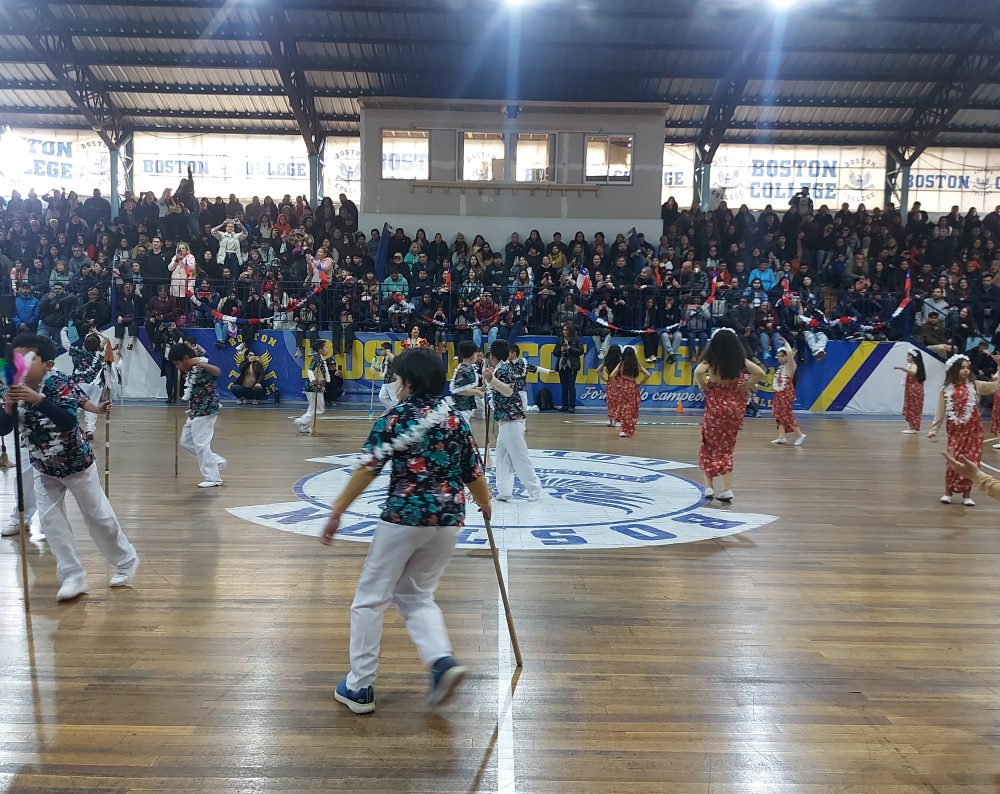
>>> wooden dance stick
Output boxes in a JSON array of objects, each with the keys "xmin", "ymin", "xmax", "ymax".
[
  {"xmin": 310, "ymin": 389, "xmax": 319, "ymax": 437},
  {"xmin": 483, "ymin": 513, "xmax": 522, "ymax": 668},
  {"xmin": 102, "ymin": 341, "xmax": 114, "ymax": 494},
  {"xmin": 174, "ymin": 371, "xmax": 184, "ymax": 478},
  {"xmin": 12, "ymin": 412, "xmax": 29, "ymax": 612}
]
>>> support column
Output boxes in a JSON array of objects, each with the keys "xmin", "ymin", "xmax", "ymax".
[
  {"xmin": 109, "ymin": 142, "xmax": 120, "ymax": 217},
  {"xmin": 123, "ymin": 134, "xmax": 134, "ymax": 198},
  {"xmin": 693, "ymin": 149, "xmax": 712, "ymax": 210},
  {"xmin": 884, "ymin": 148, "xmax": 910, "ymax": 214},
  {"xmin": 309, "ymin": 137, "xmax": 325, "ymax": 207}
]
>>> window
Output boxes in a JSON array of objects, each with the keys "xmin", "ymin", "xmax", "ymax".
[
  {"xmin": 515, "ymin": 133, "xmax": 556, "ymax": 182},
  {"xmin": 586, "ymin": 134, "xmax": 633, "ymax": 183},
  {"xmin": 461, "ymin": 132, "xmax": 505, "ymax": 181},
  {"xmin": 381, "ymin": 130, "xmax": 429, "ymax": 180}
]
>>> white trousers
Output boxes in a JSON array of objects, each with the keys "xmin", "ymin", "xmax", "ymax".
[
  {"xmin": 459, "ymin": 409, "xmax": 474, "ymax": 425},
  {"xmin": 495, "ymin": 420, "xmax": 541, "ymax": 499},
  {"xmin": 81, "ymin": 380, "xmax": 103, "ymax": 433},
  {"xmin": 378, "ymin": 382, "xmax": 399, "ymax": 411},
  {"xmin": 804, "ymin": 330, "xmax": 828, "ymax": 355},
  {"xmin": 294, "ymin": 392, "xmax": 325, "ymax": 428},
  {"xmin": 519, "ymin": 390, "xmax": 529, "ymax": 411},
  {"xmin": 35, "ymin": 462, "xmax": 136, "ymax": 582},
  {"xmin": 7, "ymin": 449, "xmax": 37, "ymax": 526},
  {"xmin": 475, "ymin": 393, "xmax": 486, "ymax": 418},
  {"xmin": 179, "ymin": 414, "xmax": 222, "ymax": 482},
  {"xmin": 346, "ymin": 521, "xmax": 461, "ymax": 690}
]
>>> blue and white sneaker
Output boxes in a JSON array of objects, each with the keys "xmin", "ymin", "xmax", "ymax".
[
  {"xmin": 425, "ymin": 656, "xmax": 468, "ymax": 707},
  {"xmin": 334, "ymin": 679, "xmax": 375, "ymax": 714}
]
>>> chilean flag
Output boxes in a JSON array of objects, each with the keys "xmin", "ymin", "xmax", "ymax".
[
  {"xmin": 891, "ymin": 269, "xmax": 912, "ymax": 319},
  {"xmin": 577, "ymin": 265, "xmax": 592, "ymax": 295}
]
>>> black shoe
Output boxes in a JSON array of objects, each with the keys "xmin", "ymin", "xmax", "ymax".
[
  {"xmin": 165, "ymin": 397, "xmax": 176, "ymax": 404},
  {"xmin": 558, "ymin": 407, "xmax": 569, "ymax": 413},
  {"xmin": 569, "ymin": 407, "xmax": 576, "ymax": 413}
]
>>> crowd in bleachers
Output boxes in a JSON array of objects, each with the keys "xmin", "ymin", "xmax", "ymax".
[{"xmin": 2, "ymin": 178, "xmax": 999, "ymax": 375}]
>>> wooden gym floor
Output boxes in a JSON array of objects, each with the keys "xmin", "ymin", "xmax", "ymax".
[{"xmin": 1, "ymin": 406, "xmax": 1000, "ymax": 793}]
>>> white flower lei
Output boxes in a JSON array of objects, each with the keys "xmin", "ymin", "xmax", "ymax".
[
  {"xmin": 355, "ymin": 397, "xmax": 455, "ymax": 469},
  {"xmin": 944, "ymin": 382, "xmax": 975, "ymax": 425},
  {"xmin": 774, "ymin": 363, "xmax": 791, "ymax": 392}
]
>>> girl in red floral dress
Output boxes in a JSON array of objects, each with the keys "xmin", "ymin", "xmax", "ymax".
[
  {"xmin": 600, "ymin": 345, "xmax": 622, "ymax": 427},
  {"xmin": 694, "ymin": 329, "xmax": 766, "ymax": 502},
  {"xmin": 608, "ymin": 346, "xmax": 650, "ymax": 438},
  {"xmin": 991, "ymin": 349, "xmax": 1000, "ymax": 450},
  {"xmin": 894, "ymin": 349, "xmax": 926, "ymax": 434},
  {"xmin": 928, "ymin": 354, "xmax": 1000, "ymax": 506},
  {"xmin": 771, "ymin": 341, "xmax": 806, "ymax": 446}
]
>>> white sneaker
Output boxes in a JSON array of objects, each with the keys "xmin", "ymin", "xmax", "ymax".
[
  {"xmin": 770, "ymin": 438, "xmax": 788, "ymax": 445},
  {"xmin": 993, "ymin": 442, "xmax": 1000, "ymax": 450},
  {"xmin": 526, "ymin": 492, "xmax": 542, "ymax": 502},
  {"xmin": 109, "ymin": 556, "xmax": 140, "ymax": 587},
  {"xmin": 963, "ymin": 497, "xmax": 976, "ymax": 507},
  {"xmin": 716, "ymin": 490, "xmax": 734, "ymax": 503},
  {"xmin": 794, "ymin": 434, "xmax": 807, "ymax": 447},
  {"xmin": 618, "ymin": 431, "xmax": 627, "ymax": 438},
  {"xmin": 526, "ymin": 405, "xmax": 540, "ymax": 413},
  {"xmin": 2, "ymin": 519, "xmax": 21, "ymax": 537},
  {"xmin": 56, "ymin": 576, "xmax": 88, "ymax": 602},
  {"xmin": 902, "ymin": 428, "xmax": 918, "ymax": 435},
  {"xmin": 496, "ymin": 495, "xmax": 511, "ymax": 502},
  {"xmin": 940, "ymin": 494, "xmax": 952, "ymax": 504},
  {"xmin": 197, "ymin": 480, "xmax": 224, "ymax": 488},
  {"xmin": 704, "ymin": 488, "xmax": 714, "ymax": 499}
]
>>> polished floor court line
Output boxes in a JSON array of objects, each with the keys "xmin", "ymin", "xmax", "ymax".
[{"xmin": 2, "ymin": 407, "xmax": 1000, "ymax": 793}]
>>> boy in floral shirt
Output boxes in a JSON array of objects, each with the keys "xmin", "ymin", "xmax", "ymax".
[
  {"xmin": 449, "ymin": 339, "xmax": 483, "ymax": 424},
  {"xmin": 320, "ymin": 347, "xmax": 490, "ymax": 715},
  {"xmin": 60, "ymin": 328, "xmax": 106, "ymax": 440},
  {"xmin": 168, "ymin": 343, "xmax": 227, "ymax": 488},
  {"xmin": 484, "ymin": 339, "xmax": 542, "ymax": 502},
  {"xmin": 0, "ymin": 334, "xmax": 139, "ymax": 602}
]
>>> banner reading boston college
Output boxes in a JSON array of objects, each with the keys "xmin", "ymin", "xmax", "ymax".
[
  {"xmin": 907, "ymin": 148, "xmax": 1000, "ymax": 214},
  {"xmin": 0, "ymin": 127, "xmax": 113, "ymax": 196},
  {"xmin": 708, "ymin": 144, "xmax": 886, "ymax": 212}
]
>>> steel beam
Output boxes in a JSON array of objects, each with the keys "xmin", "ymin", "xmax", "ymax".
[{"xmin": 0, "ymin": 2, "xmax": 129, "ymax": 150}]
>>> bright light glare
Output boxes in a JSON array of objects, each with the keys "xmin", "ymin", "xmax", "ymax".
[
  {"xmin": 506, "ymin": 0, "xmax": 528, "ymax": 6},
  {"xmin": 771, "ymin": 0, "xmax": 794, "ymax": 8}
]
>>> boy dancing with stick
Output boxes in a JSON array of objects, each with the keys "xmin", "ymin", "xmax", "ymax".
[{"xmin": 168, "ymin": 344, "xmax": 227, "ymax": 488}]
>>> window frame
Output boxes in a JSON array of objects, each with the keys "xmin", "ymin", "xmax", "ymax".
[
  {"xmin": 585, "ymin": 134, "xmax": 634, "ymax": 185},
  {"xmin": 380, "ymin": 129, "xmax": 430, "ymax": 181}
]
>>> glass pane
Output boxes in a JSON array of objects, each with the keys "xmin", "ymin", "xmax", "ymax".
[
  {"xmin": 608, "ymin": 136, "xmax": 633, "ymax": 182},
  {"xmin": 381, "ymin": 130, "xmax": 429, "ymax": 180},
  {"xmin": 515, "ymin": 133, "xmax": 554, "ymax": 182},
  {"xmin": 462, "ymin": 132, "xmax": 505, "ymax": 181},
  {"xmin": 585, "ymin": 137, "xmax": 609, "ymax": 180}
]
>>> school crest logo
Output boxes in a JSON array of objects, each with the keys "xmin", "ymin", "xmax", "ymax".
[
  {"xmin": 328, "ymin": 146, "xmax": 361, "ymax": 196},
  {"xmin": 843, "ymin": 157, "xmax": 879, "ymax": 203},
  {"xmin": 228, "ymin": 450, "xmax": 778, "ymax": 550},
  {"xmin": 973, "ymin": 170, "xmax": 996, "ymax": 195},
  {"xmin": 710, "ymin": 155, "xmax": 745, "ymax": 205}
]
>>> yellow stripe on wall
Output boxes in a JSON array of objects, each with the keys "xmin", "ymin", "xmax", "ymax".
[{"xmin": 809, "ymin": 341, "xmax": 878, "ymax": 412}]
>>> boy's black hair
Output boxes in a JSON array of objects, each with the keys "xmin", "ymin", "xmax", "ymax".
[
  {"xmin": 511, "ymin": 343, "xmax": 521, "ymax": 356},
  {"xmin": 10, "ymin": 333, "xmax": 56, "ymax": 363},
  {"xmin": 167, "ymin": 343, "xmax": 197, "ymax": 363},
  {"xmin": 83, "ymin": 333, "xmax": 102, "ymax": 353},
  {"xmin": 391, "ymin": 347, "xmax": 445, "ymax": 397},
  {"xmin": 490, "ymin": 339, "xmax": 510, "ymax": 361},
  {"xmin": 380, "ymin": 341, "xmax": 393, "ymax": 350},
  {"xmin": 457, "ymin": 340, "xmax": 478, "ymax": 360}
]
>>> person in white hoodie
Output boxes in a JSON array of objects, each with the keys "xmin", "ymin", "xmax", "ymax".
[{"xmin": 212, "ymin": 220, "xmax": 247, "ymax": 273}]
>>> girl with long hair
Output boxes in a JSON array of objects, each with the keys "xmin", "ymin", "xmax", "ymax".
[
  {"xmin": 600, "ymin": 344, "xmax": 623, "ymax": 427},
  {"xmin": 894, "ymin": 349, "xmax": 926, "ymax": 433},
  {"xmin": 609, "ymin": 346, "xmax": 650, "ymax": 438},
  {"xmin": 927, "ymin": 353, "xmax": 1000, "ymax": 506},
  {"xmin": 991, "ymin": 349, "xmax": 1000, "ymax": 450},
  {"xmin": 770, "ymin": 340, "xmax": 806, "ymax": 446},
  {"xmin": 694, "ymin": 329, "xmax": 766, "ymax": 502}
]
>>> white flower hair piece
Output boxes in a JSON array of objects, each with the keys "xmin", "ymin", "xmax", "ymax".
[{"xmin": 944, "ymin": 353, "xmax": 969, "ymax": 371}]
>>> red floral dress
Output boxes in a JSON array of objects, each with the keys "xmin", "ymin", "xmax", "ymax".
[
  {"xmin": 605, "ymin": 372, "xmax": 624, "ymax": 423},
  {"xmin": 613, "ymin": 377, "xmax": 641, "ymax": 437},
  {"xmin": 699, "ymin": 375, "xmax": 748, "ymax": 478},
  {"xmin": 772, "ymin": 364, "xmax": 796, "ymax": 433},
  {"xmin": 991, "ymin": 392, "xmax": 1000, "ymax": 436},
  {"xmin": 903, "ymin": 372, "xmax": 924, "ymax": 431},
  {"xmin": 943, "ymin": 383, "xmax": 981, "ymax": 495}
]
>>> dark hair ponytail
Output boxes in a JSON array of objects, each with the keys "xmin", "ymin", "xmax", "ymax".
[{"xmin": 912, "ymin": 350, "xmax": 926, "ymax": 384}]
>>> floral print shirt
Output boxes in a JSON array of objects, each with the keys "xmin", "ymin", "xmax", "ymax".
[
  {"xmin": 450, "ymin": 362, "xmax": 478, "ymax": 412},
  {"xmin": 12, "ymin": 372, "xmax": 95, "ymax": 477},
  {"xmin": 306, "ymin": 350, "xmax": 328, "ymax": 394},
  {"xmin": 490, "ymin": 360, "xmax": 525, "ymax": 422},
  {"xmin": 186, "ymin": 364, "xmax": 221, "ymax": 417},
  {"xmin": 68, "ymin": 345, "xmax": 104, "ymax": 386},
  {"xmin": 360, "ymin": 396, "xmax": 483, "ymax": 527}
]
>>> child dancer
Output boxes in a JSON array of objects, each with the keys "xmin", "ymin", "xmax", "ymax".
[
  {"xmin": 894, "ymin": 349, "xmax": 926, "ymax": 434},
  {"xmin": 483, "ymin": 339, "xmax": 542, "ymax": 502},
  {"xmin": 694, "ymin": 329, "xmax": 765, "ymax": 502},
  {"xmin": 600, "ymin": 344, "xmax": 623, "ymax": 428},
  {"xmin": 608, "ymin": 346, "xmax": 650, "ymax": 438},
  {"xmin": 927, "ymin": 353, "xmax": 1000, "ymax": 506},
  {"xmin": 0, "ymin": 334, "xmax": 138, "ymax": 601},
  {"xmin": 771, "ymin": 341, "xmax": 806, "ymax": 446},
  {"xmin": 450, "ymin": 340, "xmax": 483, "ymax": 425},
  {"xmin": 991, "ymin": 348, "xmax": 1000, "ymax": 450},
  {"xmin": 168, "ymin": 344, "xmax": 227, "ymax": 488},
  {"xmin": 294, "ymin": 339, "xmax": 329, "ymax": 434},
  {"xmin": 320, "ymin": 347, "xmax": 491, "ymax": 714},
  {"xmin": 61, "ymin": 328, "xmax": 105, "ymax": 441},
  {"xmin": 508, "ymin": 343, "xmax": 552, "ymax": 414},
  {"xmin": 374, "ymin": 342, "xmax": 398, "ymax": 411}
]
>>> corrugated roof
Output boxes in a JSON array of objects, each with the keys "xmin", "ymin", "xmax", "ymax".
[{"xmin": 0, "ymin": 0, "xmax": 997, "ymax": 148}]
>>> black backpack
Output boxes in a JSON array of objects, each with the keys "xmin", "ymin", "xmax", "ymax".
[{"xmin": 536, "ymin": 388, "xmax": 554, "ymax": 411}]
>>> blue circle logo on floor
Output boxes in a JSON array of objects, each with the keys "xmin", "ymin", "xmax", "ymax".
[{"xmin": 229, "ymin": 450, "xmax": 777, "ymax": 550}]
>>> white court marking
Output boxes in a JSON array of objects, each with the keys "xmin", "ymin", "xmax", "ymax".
[{"xmin": 228, "ymin": 450, "xmax": 778, "ymax": 551}]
